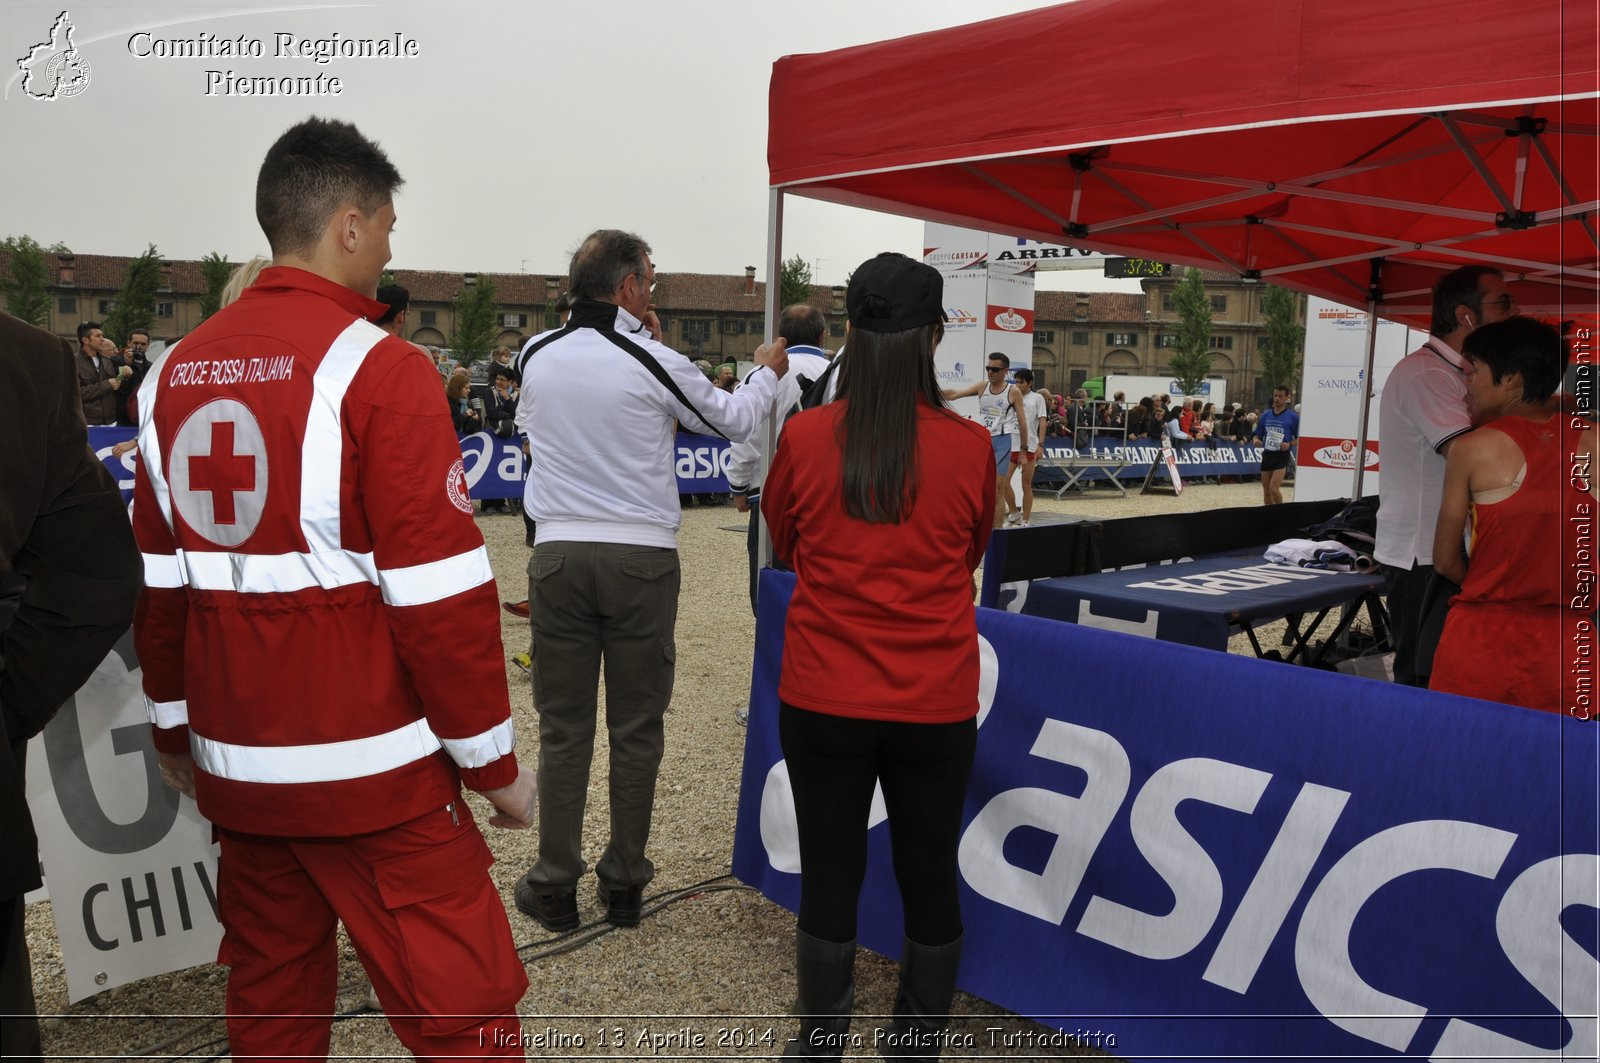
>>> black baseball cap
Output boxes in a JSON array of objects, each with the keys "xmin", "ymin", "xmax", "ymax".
[{"xmin": 846, "ymin": 252, "xmax": 944, "ymax": 333}]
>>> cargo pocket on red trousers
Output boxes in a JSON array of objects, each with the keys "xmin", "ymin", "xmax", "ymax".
[{"xmin": 372, "ymin": 826, "xmax": 528, "ymax": 1037}]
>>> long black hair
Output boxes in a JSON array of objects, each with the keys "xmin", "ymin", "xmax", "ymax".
[{"xmin": 833, "ymin": 306, "xmax": 948, "ymax": 524}]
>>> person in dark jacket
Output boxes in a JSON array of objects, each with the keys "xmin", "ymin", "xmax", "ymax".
[{"xmin": 1, "ymin": 311, "xmax": 143, "ymax": 1062}]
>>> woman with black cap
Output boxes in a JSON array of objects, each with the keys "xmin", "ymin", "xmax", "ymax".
[{"xmin": 762, "ymin": 252, "xmax": 995, "ymax": 1060}]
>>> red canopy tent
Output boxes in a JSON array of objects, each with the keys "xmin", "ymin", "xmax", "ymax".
[
  {"xmin": 761, "ymin": 0, "xmax": 1597, "ymax": 493},
  {"xmin": 766, "ymin": 0, "xmax": 1597, "ymax": 325}
]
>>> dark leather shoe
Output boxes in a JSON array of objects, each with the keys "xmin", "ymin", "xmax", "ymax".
[
  {"xmin": 515, "ymin": 875, "xmax": 578, "ymax": 932},
  {"xmin": 597, "ymin": 881, "xmax": 643, "ymax": 928}
]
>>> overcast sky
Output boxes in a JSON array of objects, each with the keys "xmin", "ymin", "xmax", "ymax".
[{"xmin": 1, "ymin": 0, "xmax": 1138, "ymax": 293}]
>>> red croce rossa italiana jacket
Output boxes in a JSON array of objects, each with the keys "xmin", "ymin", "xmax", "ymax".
[{"xmin": 132, "ymin": 267, "xmax": 517, "ymax": 836}]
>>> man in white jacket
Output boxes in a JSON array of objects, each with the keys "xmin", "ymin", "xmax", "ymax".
[
  {"xmin": 727, "ymin": 303, "xmax": 835, "ymax": 614},
  {"xmin": 514, "ymin": 229, "xmax": 788, "ymax": 931}
]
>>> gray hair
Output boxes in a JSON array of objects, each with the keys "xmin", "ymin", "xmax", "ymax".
[{"xmin": 568, "ymin": 229, "xmax": 652, "ymax": 301}]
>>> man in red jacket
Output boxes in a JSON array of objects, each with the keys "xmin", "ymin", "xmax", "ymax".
[{"xmin": 132, "ymin": 117, "xmax": 534, "ymax": 1060}]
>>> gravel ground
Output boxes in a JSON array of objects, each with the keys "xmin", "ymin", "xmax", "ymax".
[{"xmin": 26, "ymin": 476, "xmax": 1344, "ymax": 1061}]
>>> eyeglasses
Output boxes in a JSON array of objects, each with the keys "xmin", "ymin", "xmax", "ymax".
[
  {"xmin": 986, "ymin": 366, "xmax": 1005, "ymax": 373},
  {"xmin": 636, "ymin": 271, "xmax": 656, "ymax": 292},
  {"xmin": 1480, "ymin": 293, "xmax": 1514, "ymax": 312}
]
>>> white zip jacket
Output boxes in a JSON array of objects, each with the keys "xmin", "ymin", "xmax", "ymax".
[
  {"xmin": 517, "ymin": 300, "xmax": 781, "ymax": 548},
  {"xmin": 724, "ymin": 344, "xmax": 834, "ymax": 494}
]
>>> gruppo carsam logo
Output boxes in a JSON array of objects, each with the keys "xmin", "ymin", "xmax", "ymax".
[{"xmin": 18, "ymin": 10, "xmax": 91, "ymax": 100}]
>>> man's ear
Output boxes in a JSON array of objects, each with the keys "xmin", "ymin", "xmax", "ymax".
[{"xmin": 337, "ymin": 208, "xmax": 362, "ymax": 254}]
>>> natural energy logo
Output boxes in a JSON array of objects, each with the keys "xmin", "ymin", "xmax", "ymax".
[{"xmin": 18, "ymin": 11, "xmax": 91, "ymax": 100}]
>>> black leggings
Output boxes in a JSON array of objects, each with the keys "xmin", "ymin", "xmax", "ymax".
[{"xmin": 779, "ymin": 702, "xmax": 976, "ymax": 946}]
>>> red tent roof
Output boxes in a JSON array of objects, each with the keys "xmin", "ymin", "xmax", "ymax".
[{"xmin": 769, "ymin": 0, "xmax": 1599, "ymax": 325}]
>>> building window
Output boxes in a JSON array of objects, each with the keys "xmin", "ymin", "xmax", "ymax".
[
  {"xmin": 1211, "ymin": 295, "xmax": 1228, "ymax": 313},
  {"xmin": 156, "ymin": 302, "xmax": 174, "ymax": 318},
  {"xmin": 1209, "ymin": 335, "xmax": 1235, "ymax": 350},
  {"xmin": 501, "ymin": 312, "xmax": 526, "ymax": 328},
  {"xmin": 1033, "ymin": 329, "xmax": 1055, "ymax": 344},
  {"xmin": 1071, "ymin": 330, "xmax": 1089, "ymax": 345},
  {"xmin": 830, "ymin": 323, "xmax": 845, "ymax": 338},
  {"xmin": 681, "ymin": 319, "xmax": 713, "ymax": 343},
  {"xmin": 1106, "ymin": 332, "xmax": 1138, "ymax": 347},
  {"xmin": 57, "ymin": 296, "xmax": 76, "ymax": 314},
  {"xmin": 1156, "ymin": 333, "xmax": 1179, "ymax": 348},
  {"xmin": 1162, "ymin": 293, "xmax": 1175, "ymax": 313},
  {"xmin": 420, "ymin": 310, "xmax": 436, "ymax": 326},
  {"xmin": 721, "ymin": 319, "xmax": 744, "ymax": 335},
  {"xmin": 98, "ymin": 299, "xmax": 115, "ymax": 315}
]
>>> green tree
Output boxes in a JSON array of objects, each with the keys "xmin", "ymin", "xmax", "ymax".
[
  {"xmin": 103, "ymin": 244, "xmax": 162, "ymax": 344},
  {"xmin": 0, "ymin": 235, "xmax": 51, "ymax": 327},
  {"xmin": 450, "ymin": 273, "xmax": 499, "ymax": 365},
  {"xmin": 198, "ymin": 252, "xmax": 234, "ymax": 321},
  {"xmin": 780, "ymin": 254, "xmax": 813, "ymax": 310},
  {"xmin": 1168, "ymin": 267, "xmax": 1213, "ymax": 397},
  {"xmin": 1259, "ymin": 284, "xmax": 1306, "ymax": 392}
]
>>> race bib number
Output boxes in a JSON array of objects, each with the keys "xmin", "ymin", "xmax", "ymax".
[{"xmin": 1264, "ymin": 425, "xmax": 1284, "ymax": 450}]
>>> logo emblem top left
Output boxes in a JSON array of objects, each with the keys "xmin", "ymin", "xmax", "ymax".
[{"xmin": 168, "ymin": 399, "xmax": 270, "ymax": 547}]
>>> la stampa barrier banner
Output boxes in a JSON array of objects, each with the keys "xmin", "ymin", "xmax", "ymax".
[
  {"xmin": 733, "ymin": 570, "xmax": 1599, "ymax": 1060},
  {"xmin": 90, "ymin": 427, "xmax": 732, "ymax": 501}
]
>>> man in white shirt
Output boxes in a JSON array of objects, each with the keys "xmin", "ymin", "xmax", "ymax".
[
  {"xmin": 727, "ymin": 303, "xmax": 834, "ymax": 613},
  {"xmin": 512, "ymin": 229, "xmax": 788, "ymax": 931},
  {"xmin": 1376, "ymin": 264, "xmax": 1516, "ymax": 685}
]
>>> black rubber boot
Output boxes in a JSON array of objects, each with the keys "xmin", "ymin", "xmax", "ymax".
[
  {"xmin": 783, "ymin": 930, "xmax": 856, "ymax": 1059},
  {"xmin": 879, "ymin": 934, "xmax": 963, "ymax": 1060}
]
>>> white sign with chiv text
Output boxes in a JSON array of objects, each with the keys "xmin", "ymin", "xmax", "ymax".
[{"xmin": 25, "ymin": 634, "xmax": 222, "ymax": 1002}]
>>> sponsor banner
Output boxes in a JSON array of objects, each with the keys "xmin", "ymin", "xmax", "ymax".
[
  {"xmin": 986, "ymin": 304, "xmax": 1034, "ymax": 335},
  {"xmin": 927, "ymin": 223, "xmax": 995, "ymax": 422},
  {"xmin": 26, "ymin": 634, "xmax": 224, "ymax": 1002},
  {"xmin": 1035, "ymin": 440, "xmax": 1265, "ymax": 484},
  {"xmin": 90, "ymin": 427, "xmax": 734, "ymax": 501},
  {"xmin": 1300, "ymin": 435, "xmax": 1380, "ymax": 472},
  {"xmin": 733, "ymin": 570, "xmax": 1599, "ymax": 1060},
  {"xmin": 1297, "ymin": 298, "xmax": 1420, "ymax": 500},
  {"xmin": 986, "ymin": 234, "xmax": 1037, "ymax": 372}
]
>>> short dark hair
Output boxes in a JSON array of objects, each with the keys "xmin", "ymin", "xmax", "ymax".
[
  {"xmin": 779, "ymin": 304, "xmax": 826, "ymax": 347},
  {"xmin": 1461, "ymin": 316, "xmax": 1567, "ymax": 403},
  {"xmin": 987, "ymin": 352, "xmax": 1011, "ymax": 369},
  {"xmin": 490, "ymin": 364, "xmax": 518, "ymax": 382},
  {"xmin": 1431, "ymin": 265, "xmax": 1502, "ymax": 337},
  {"xmin": 256, "ymin": 117, "xmax": 403, "ymax": 257},
  {"xmin": 1273, "ymin": 384, "xmax": 1292, "ymax": 396},
  {"xmin": 77, "ymin": 320, "xmax": 101, "ymax": 343},
  {"xmin": 128, "ymin": 327, "xmax": 150, "ymax": 341},
  {"xmin": 568, "ymin": 229, "xmax": 651, "ymax": 301},
  {"xmin": 553, "ymin": 292, "xmax": 571, "ymax": 314},
  {"xmin": 1013, "ymin": 368, "xmax": 1034, "ymax": 384},
  {"xmin": 375, "ymin": 283, "xmax": 409, "ymax": 326}
]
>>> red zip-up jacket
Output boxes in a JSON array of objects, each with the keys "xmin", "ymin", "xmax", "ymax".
[{"xmin": 132, "ymin": 267, "xmax": 517, "ymax": 836}]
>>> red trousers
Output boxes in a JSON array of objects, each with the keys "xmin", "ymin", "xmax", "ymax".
[{"xmin": 216, "ymin": 801, "xmax": 527, "ymax": 1062}]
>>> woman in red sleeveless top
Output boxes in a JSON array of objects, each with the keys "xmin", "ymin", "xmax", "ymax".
[{"xmin": 1430, "ymin": 317, "xmax": 1596, "ymax": 714}]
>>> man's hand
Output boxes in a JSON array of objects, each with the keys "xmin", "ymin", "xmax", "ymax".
[
  {"xmin": 483, "ymin": 764, "xmax": 538, "ymax": 829},
  {"xmin": 642, "ymin": 309, "xmax": 664, "ymax": 343},
  {"xmin": 159, "ymin": 753, "xmax": 197, "ymax": 798},
  {"xmin": 732, "ymin": 491, "xmax": 750, "ymax": 514},
  {"xmin": 108, "ymin": 376, "xmax": 122, "ymax": 390},
  {"xmin": 753, "ymin": 337, "xmax": 789, "ymax": 379}
]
